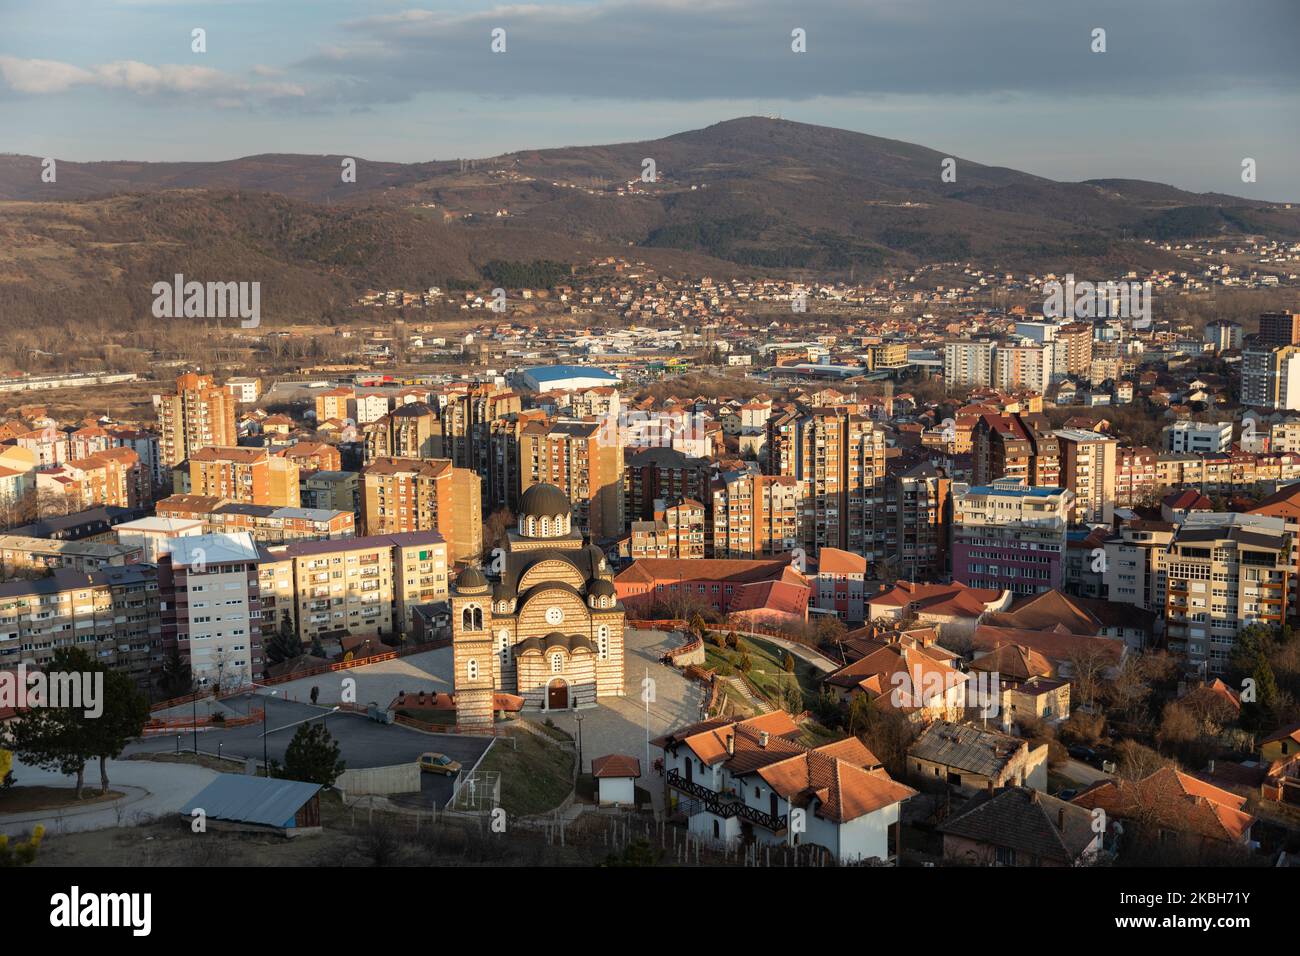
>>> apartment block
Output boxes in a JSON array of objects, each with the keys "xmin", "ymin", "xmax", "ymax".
[
  {"xmin": 36, "ymin": 447, "xmax": 147, "ymax": 511},
  {"xmin": 519, "ymin": 418, "xmax": 623, "ymax": 544},
  {"xmin": 159, "ymin": 532, "xmax": 264, "ymax": 689},
  {"xmin": 944, "ymin": 341, "xmax": 995, "ymax": 388},
  {"xmin": 951, "ymin": 478, "xmax": 1072, "ymax": 596},
  {"xmin": 624, "ymin": 447, "xmax": 710, "ymax": 523},
  {"xmin": 1054, "ymin": 429, "xmax": 1118, "ymax": 525},
  {"xmin": 1102, "ymin": 519, "xmax": 1174, "ymax": 614},
  {"xmin": 360, "ymin": 457, "xmax": 482, "ymax": 561},
  {"xmin": 363, "ymin": 402, "xmax": 439, "ymax": 460},
  {"xmin": 0, "ymin": 565, "xmax": 161, "ymax": 691},
  {"xmin": 971, "ymin": 413, "xmax": 1060, "ymax": 488},
  {"xmin": 188, "ymin": 446, "xmax": 301, "ymax": 508},
  {"xmin": 258, "ymin": 530, "xmax": 449, "ymax": 645},
  {"xmin": 156, "ymin": 372, "xmax": 239, "ymax": 467},
  {"xmin": 1162, "ymin": 513, "xmax": 1291, "ymax": 674},
  {"xmin": 1241, "ymin": 344, "xmax": 1300, "ymax": 410},
  {"xmin": 889, "ymin": 462, "xmax": 951, "ymax": 583},
  {"xmin": 791, "ymin": 407, "xmax": 888, "ymax": 562},
  {"xmin": 709, "ymin": 466, "xmax": 801, "ymax": 558}
]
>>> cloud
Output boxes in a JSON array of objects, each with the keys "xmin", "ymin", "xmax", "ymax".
[
  {"xmin": 290, "ymin": 0, "xmax": 1300, "ymax": 106},
  {"xmin": 0, "ymin": 55, "xmax": 304, "ymax": 100}
]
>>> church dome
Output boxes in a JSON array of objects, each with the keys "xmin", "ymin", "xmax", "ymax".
[
  {"xmin": 520, "ymin": 483, "xmax": 571, "ymax": 520},
  {"xmin": 455, "ymin": 566, "xmax": 489, "ymax": 593},
  {"xmin": 587, "ymin": 578, "xmax": 616, "ymax": 599}
]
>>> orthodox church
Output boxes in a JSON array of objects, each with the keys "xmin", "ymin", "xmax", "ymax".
[{"xmin": 451, "ymin": 482, "xmax": 626, "ymax": 728}]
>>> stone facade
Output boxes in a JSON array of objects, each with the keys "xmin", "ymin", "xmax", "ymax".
[{"xmin": 452, "ymin": 483, "xmax": 625, "ymax": 728}]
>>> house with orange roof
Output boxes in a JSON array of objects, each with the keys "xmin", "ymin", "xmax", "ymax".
[
  {"xmin": 812, "ymin": 547, "xmax": 868, "ymax": 623},
  {"xmin": 1071, "ymin": 766, "xmax": 1255, "ymax": 849},
  {"xmin": 865, "ymin": 580, "xmax": 1011, "ymax": 641},
  {"xmin": 653, "ymin": 710, "xmax": 916, "ymax": 864},
  {"xmin": 614, "ymin": 557, "xmax": 810, "ymax": 626},
  {"xmin": 822, "ymin": 642, "xmax": 973, "ymax": 722}
]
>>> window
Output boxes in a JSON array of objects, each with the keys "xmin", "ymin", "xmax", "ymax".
[
  {"xmin": 598, "ymin": 625, "xmax": 609, "ymax": 660},
  {"xmin": 551, "ymin": 653, "xmax": 562, "ymax": 674},
  {"xmin": 467, "ymin": 659, "xmax": 479, "ymax": 681}
]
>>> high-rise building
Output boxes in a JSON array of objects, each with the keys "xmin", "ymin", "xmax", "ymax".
[
  {"xmin": 790, "ymin": 406, "xmax": 888, "ymax": 563},
  {"xmin": 889, "ymin": 462, "xmax": 952, "ymax": 583},
  {"xmin": 943, "ymin": 341, "xmax": 996, "ymax": 388},
  {"xmin": 1163, "ymin": 513, "xmax": 1290, "ymax": 674},
  {"xmin": 951, "ymin": 478, "xmax": 1072, "ymax": 596},
  {"xmin": 1241, "ymin": 344, "xmax": 1300, "ymax": 410},
  {"xmin": 156, "ymin": 372, "xmax": 239, "ymax": 468},
  {"xmin": 363, "ymin": 402, "xmax": 439, "ymax": 461},
  {"xmin": 709, "ymin": 466, "xmax": 802, "ymax": 558},
  {"xmin": 1258, "ymin": 310, "xmax": 1300, "ymax": 347},
  {"xmin": 1053, "ymin": 323, "xmax": 1094, "ymax": 380},
  {"xmin": 624, "ymin": 447, "xmax": 710, "ymax": 524},
  {"xmin": 360, "ymin": 457, "xmax": 482, "ymax": 562},
  {"xmin": 1054, "ymin": 429, "xmax": 1118, "ymax": 524},
  {"xmin": 994, "ymin": 343, "xmax": 1051, "ymax": 394},
  {"xmin": 519, "ymin": 419, "xmax": 624, "ymax": 544},
  {"xmin": 188, "ymin": 446, "xmax": 301, "ymax": 508},
  {"xmin": 159, "ymin": 532, "xmax": 264, "ymax": 689},
  {"xmin": 971, "ymin": 413, "xmax": 1060, "ymax": 488}
]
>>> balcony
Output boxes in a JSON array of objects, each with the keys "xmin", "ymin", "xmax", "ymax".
[{"xmin": 666, "ymin": 768, "xmax": 787, "ymax": 832}]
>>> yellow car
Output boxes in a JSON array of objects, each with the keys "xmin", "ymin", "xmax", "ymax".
[{"xmin": 419, "ymin": 752, "xmax": 462, "ymax": 776}]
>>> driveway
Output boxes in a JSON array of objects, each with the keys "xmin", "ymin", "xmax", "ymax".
[
  {"xmin": 2, "ymin": 759, "xmax": 218, "ymax": 835},
  {"xmin": 543, "ymin": 629, "xmax": 704, "ymax": 810},
  {"xmin": 128, "ymin": 694, "xmax": 490, "ymax": 776}
]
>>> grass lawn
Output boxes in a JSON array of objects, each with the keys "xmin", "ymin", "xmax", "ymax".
[
  {"xmin": 799, "ymin": 720, "xmax": 847, "ymax": 748},
  {"xmin": 476, "ymin": 729, "xmax": 574, "ymax": 817},
  {"xmin": 706, "ymin": 636, "xmax": 822, "ymax": 708},
  {"xmin": 0, "ymin": 786, "xmax": 125, "ymax": 813}
]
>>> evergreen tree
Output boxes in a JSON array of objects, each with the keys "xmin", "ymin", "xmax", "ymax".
[{"xmin": 279, "ymin": 722, "xmax": 345, "ymax": 786}]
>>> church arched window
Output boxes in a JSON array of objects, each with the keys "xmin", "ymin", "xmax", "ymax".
[
  {"xmin": 598, "ymin": 625, "xmax": 609, "ymax": 660},
  {"xmin": 467, "ymin": 659, "xmax": 479, "ymax": 681},
  {"xmin": 551, "ymin": 653, "xmax": 563, "ymax": 674},
  {"xmin": 541, "ymin": 517, "xmax": 551, "ymax": 536},
  {"xmin": 462, "ymin": 605, "xmax": 482, "ymax": 631},
  {"xmin": 498, "ymin": 630, "xmax": 511, "ymax": 665}
]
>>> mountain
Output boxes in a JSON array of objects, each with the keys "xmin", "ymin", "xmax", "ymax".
[{"xmin": 2, "ymin": 117, "xmax": 1298, "ymax": 328}]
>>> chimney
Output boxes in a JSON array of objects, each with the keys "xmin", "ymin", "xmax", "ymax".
[
  {"xmin": 1058, "ymin": 808, "xmax": 1066, "ymax": 831},
  {"xmin": 726, "ymin": 733, "xmax": 735, "ymax": 756},
  {"xmin": 758, "ymin": 731, "xmax": 770, "ymax": 748},
  {"xmin": 1208, "ymin": 759, "xmax": 1215, "ymax": 774}
]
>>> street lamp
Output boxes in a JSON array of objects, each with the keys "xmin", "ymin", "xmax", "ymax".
[
  {"xmin": 262, "ymin": 689, "xmax": 279, "ymax": 777},
  {"xmin": 574, "ymin": 710, "xmax": 584, "ymax": 772}
]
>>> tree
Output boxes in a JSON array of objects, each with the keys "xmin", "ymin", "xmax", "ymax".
[
  {"xmin": 8, "ymin": 649, "xmax": 101, "ymax": 799},
  {"xmin": 265, "ymin": 611, "xmax": 303, "ymax": 666},
  {"xmin": 782, "ymin": 652, "xmax": 796, "ymax": 673},
  {"xmin": 279, "ymin": 722, "xmax": 345, "ymax": 787},
  {"xmin": 157, "ymin": 646, "xmax": 192, "ymax": 700},
  {"xmin": 1067, "ymin": 646, "xmax": 1111, "ymax": 711},
  {"xmin": 85, "ymin": 669, "xmax": 149, "ymax": 794}
]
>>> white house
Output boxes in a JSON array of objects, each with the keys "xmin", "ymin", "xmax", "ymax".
[
  {"xmin": 591, "ymin": 754, "xmax": 640, "ymax": 806},
  {"xmin": 654, "ymin": 711, "xmax": 916, "ymax": 865}
]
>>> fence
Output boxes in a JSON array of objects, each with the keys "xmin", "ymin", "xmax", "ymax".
[
  {"xmin": 149, "ymin": 639, "xmax": 449, "ymax": 712},
  {"xmin": 141, "ymin": 708, "xmax": 264, "ymax": 735}
]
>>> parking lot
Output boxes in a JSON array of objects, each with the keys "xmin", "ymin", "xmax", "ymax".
[{"xmin": 128, "ymin": 693, "xmax": 492, "ymax": 807}]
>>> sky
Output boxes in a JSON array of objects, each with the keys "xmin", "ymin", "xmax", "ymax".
[{"xmin": 1, "ymin": 0, "xmax": 1298, "ymax": 198}]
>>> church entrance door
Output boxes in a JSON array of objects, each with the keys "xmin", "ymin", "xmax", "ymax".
[{"xmin": 547, "ymin": 679, "xmax": 569, "ymax": 710}]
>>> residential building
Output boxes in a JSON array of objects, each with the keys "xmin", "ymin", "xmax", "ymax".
[
  {"xmin": 951, "ymin": 479, "xmax": 1072, "ymax": 596},
  {"xmin": 654, "ymin": 711, "xmax": 916, "ymax": 864},
  {"xmin": 159, "ymin": 532, "xmax": 264, "ymax": 689},
  {"xmin": 1162, "ymin": 420, "xmax": 1233, "ymax": 455},
  {"xmin": 156, "ymin": 372, "xmax": 239, "ymax": 467},
  {"xmin": 360, "ymin": 457, "xmax": 482, "ymax": 562},
  {"xmin": 1054, "ymin": 429, "xmax": 1118, "ymax": 524},
  {"xmin": 519, "ymin": 418, "xmax": 623, "ymax": 544},
  {"xmin": 188, "ymin": 446, "xmax": 301, "ymax": 508}
]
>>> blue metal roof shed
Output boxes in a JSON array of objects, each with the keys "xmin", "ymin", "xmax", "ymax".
[{"xmin": 180, "ymin": 774, "xmax": 323, "ymax": 833}]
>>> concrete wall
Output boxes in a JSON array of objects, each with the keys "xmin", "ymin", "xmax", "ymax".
[{"xmin": 336, "ymin": 761, "xmax": 421, "ymax": 797}]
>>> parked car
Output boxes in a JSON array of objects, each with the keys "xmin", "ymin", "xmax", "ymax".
[{"xmin": 418, "ymin": 752, "xmax": 462, "ymax": 776}]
